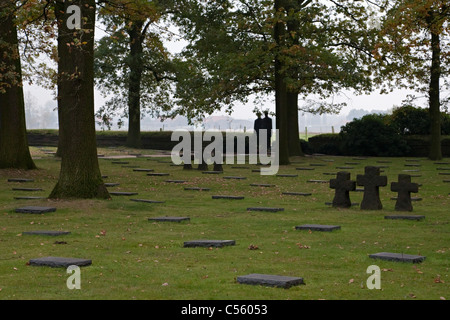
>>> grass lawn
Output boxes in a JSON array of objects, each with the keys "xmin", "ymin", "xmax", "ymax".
[{"xmin": 0, "ymin": 147, "xmax": 448, "ymax": 300}]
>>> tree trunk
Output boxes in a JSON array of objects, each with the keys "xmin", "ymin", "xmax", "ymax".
[
  {"xmin": 287, "ymin": 92, "xmax": 303, "ymax": 156},
  {"xmin": 274, "ymin": 0, "xmax": 290, "ymax": 165},
  {"xmin": 0, "ymin": 2, "xmax": 36, "ymax": 170},
  {"xmin": 428, "ymin": 30, "xmax": 442, "ymax": 160},
  {"xmin": 126, "ymin": 21, "xmax": 144, "ymax": 149},
  {"xmin": 49, "ymin": 0, "xmax": 109, "ymax": 199}
]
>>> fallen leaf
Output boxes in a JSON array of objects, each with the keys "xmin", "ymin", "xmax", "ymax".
[
  {"xmin": 349, "ymin": 279, "xmax": 354, "ymax": 284},
  {"xmin": 161, "ymin": 282, "xmax": 169, "ymax": 286},
  {"xmin": 408, "ymin": 293, "xmax": 416, "ymax": 299},
  {"xmin": 434, "ymin": 276, "xmax": 444, "ymax": 283},
  {"xmin": 440, "ymin": 297, "xmax": 446, "ymax": 300},
  {"xmin": 248, "ymin": 244, "xmax": 259, "ymax": 250}
]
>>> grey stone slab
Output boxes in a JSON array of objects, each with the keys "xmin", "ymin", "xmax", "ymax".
[
  {"xmin": 184, "ymin": 187, "xmax": 210, "ymax": 191},
  {"xmin": 12, "ymin": 188, "xmax": 43, "ymax": 192},
  {"xmin": 147, "ymin": 173, "xmax": 170, "ymax": 176},
  {"xmin": 437, "ymin": 167, "xmax": 450, "ymax": 170},
  {"xmin": 438, "ymin": 172, "xmax": 450, "ymax": 175},
  {"xmin": 111, "ymin": 161, "xmax": 129, "ymax": 164},
  {"xmin": 247, "ymin": 207, "xmax": 284, "ymax": 212},
  {"xmin": 310, "ymin": 163, "xmax": 326, "ymax": 167},
  {"xmin": 29, "ymin": 256, "xmax": 92, "ymax": 268},
  {"xmin": 282, "ymin": 192, "xmax": 312, "ymax": 196},
  {"xmin": 183, "ymin": 240, "xmax": 235, "ymax": 248},
  {"xmin": 307, "ymin": 180, "xmax": 328, "ymax": 183},
  {"xmin": 296, "ymin": 167, "xmax": 315, "ymax": 171},
  {"xmin": 369, "ymin": 252, "xmax": 426, "ymax": 263},
  {"xmin": 22, "ymin": 230, "xmax": 71, "ymax": 236},
  {"xmin": 212, "ymin": 195, "xmax": 244, "ymax": 200},
  {"xmin": 377, "ymin": 160, "xmax": 392, "ymax": 163},
  {"xmin": 384, "ymin": 215, "xmax": 425, "ymax": 221},
  {"xmin": 403, "ymin": 169, "xmax": 420, "ymax": 172},
  {"xmin": 202, "ymin": 171, "xmax": 223, "ymax": 174},
  {"xmin": 323, "ymin": 172, "xmax": 337, "ymax": 176},
  {"xmin": 237, "ymin": 274, "xmax": 304, "ymax": 289},
  {"xmin": 122, "ymin": 165, "xmax": 140, "ymax": 168},
  {"xmin": 130, "ymin": 199, "xmax": 165, "ymax": 204},
  {"xmin": 110, "ymin": 192, "xmax": 139, "ymax": 196},
  {"xmin": 336, "ymin": 166, "xmax": 354, "ymax": 169},
  {"xmin": 444, "ymin": 180, "xmax": 450, "ymax": 183},
  {"xmin": 15, "ymin": 206, "xmax": 56, "ymax": 214},
  {"xmin": 295, "ymin": 224, "xmax": 341, "ymax": 232},
  {"xmin": 133, "ymin": 168, "xmax": 155, "ymax": 172},
  {"xmin": 435, "ymin": 162, "xmax": 450, "ymax": 165},
  {"xmin": 390, "ymin": 197, "xmax": 422, "ymax": 201},
  {"xmin": 104, "ymin": 183, "xmax": 120, "ymax": 187},
  {"xmin": 14, "ymin": 196, "xmax": 45, "ymax": 200},
  {"xmin": 8, "ymin": 178, "xmax": 34, "ymax": 183},
  {"xmin": 405, "ymin": 164, "xmax": 421, "ymax": 167},
  {"xmin": 223, "ymin": 176, "xmax": 247, "ymax": 180},
  {"xmin": 345, "ymin": 162, "xmax": 360, "ymax": 165},
  {"xmin": 149, "ymin": 216, "xmax": 190, "ymax": 223},
  {"xmin": 165, "ymin": 180, "xmax": 186, "ymax": 184},
  {"xmin": 231, "ymin": 166, "xmax": 250, "ymax": 169},
  {"xmin": 276, "ymin": 174, "xmax": 298, "ymax": 178},
  {"xmin": 250, "ymin": 184, "xmax": 276, "ymax": 187}
]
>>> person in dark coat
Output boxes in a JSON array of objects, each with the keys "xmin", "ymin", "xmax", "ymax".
[
  {"xmin": 254, "ymin": 112, "xmax": 263, "ymax": 152},
  {"xmin": 261, "ymin": 111, "xmax": 272, "ymax": 151}
]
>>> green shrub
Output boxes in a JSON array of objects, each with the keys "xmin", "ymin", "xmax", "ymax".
[
  {"xmin": 308, "ymin": 134, "xmax": 342, "ymax": 155},
  {"xmin": 339, "ymin": 114, "xmax": 410, "ymax": 156}
]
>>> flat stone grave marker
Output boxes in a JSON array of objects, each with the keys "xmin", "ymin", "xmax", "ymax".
[
  {"xmin": 384, "ymin": 215, "xmax": 425, "ymax": 221},
  {"xmin": 435, "ymin": 162, "xmax": 450, "ymax": 165},
  {"xmin": 250, "ymin": 183, "xmax": 276, "ymax": 187},
  {"xmin": 391, "ymin": 174, "xmax": 419, "ymax": 212},
  {"xmin": 436, "ymin": 167, "xmax": 450, "ymax": 170},
  {"xmin": 375, "ymin": 165, "xmax": 389, "ymax": 169},
  {"xmin": 357, "ymin": 166, "xmax": 387, "ymax": 210},
  {"xmin": 295, "ymin": 224, "xmax": 341, "ymax": 232},
  {"xmin": 237, "ymin": 274, "xmax": 305, "ymax": 289},
  {"xmin": 282, "ymin": 192, "xmax": 312, "ymax": 196},
  {"xmin": 15, "ymin": 206, "xmax": 56, "ymax": 214},
  {"xmin": 231, "ymin": 166, "xmax": 250, "ymax": 169},
  {"xmin": 110, "ymin": 192, "xmax": 139, "ymax": 196},
  {"xmin": 438, "ymin": 172, "xmax": 450, "ymax": 175},
  {"xmin": 122, "ymin": 165, "xmax": 140, "ymax": 168},
  {"xmin": 212, "ymin": 195, "xmax": 245, "ymax": 200},
  {"xmin": 130, "ymin": 199, "xmax": 165, "ymax": 204},
  {"xmin": 184, "ymin": 240, "xmax": 235, "ymax": 248},
  {"xmin": 323, "ymin": 172, "xmax": 337, "ymax": 176},
  {"xmin": 223, "ymin": 176, "xmax": 247, "ymax": 180},
  {"xmin": 377, "ymin": 160, "xmax": 392, "ymax": 163},
  {"xmin": 14, "ymin": 196, "xmax": 45, "ymax": 200},
  {"xmin": 247, "ymin": 207, "xmax": 284, "ymax": 212},
  {"xmin": 165, "ymin": 180, "xmax": 186, "ymax": 184},
  {"xmin": 147, "ymin": 173, "xmax": 170, "ymax": 176},
  {"xmin": 330, "ymin": 172, "xmax": 356, "ymax": 208},
  {"xmin": 276, "ymin": 174, "xmax": 298, "ymax": 178},
  {"xmin": 149, "ymin": 216, "xmax": 190, "ymax": 223},
  {"xmin": 345, "ymin": 162, "xmax": 360, "ymax": 165},
  {"xmin": 202, "ymin": 171, "xmax": 223, "ymax": 174},
  {"xmin": 29, "ymin": 256, "xmax": 92, "ymax": 268},
  {"xmin": 403, "ymin": 169, "xmax": 420, "ymax": 172},
  {"xmin": 307, "ymin": 180, "xmax": 328, "ymax": 183},
  {"xmin": 184, "ymin": 187, "xmax": 210, "ymax": 191},
  {"xmin": 133, "ymin": 168, "xmax": 154, "ymax": 172},
  {"xmin": 105, "ymin": 183, "xmax": 120, "ymax": 187},
  {"xmin": 325, "ymin": 202, "xmax": 358, "ymax": 206},
  {"xmin": 12, "ymin": 188, "xmax": 43, "ymax": 192},
  {"xmin": 336, "ymin": 166, "xmax": 354, "ymax": 169},
  {"xmin": 405, "ymin": 164, "xmax": 421, "ymax": 167},
  {"xmin": 369, "ymin": 252, "xmax": 426, "ymax": 263},
  {"xmin": 23, "ymin": 230, "xmax": 71, "ymax": 236},
  {"xmin": 112, "ymin": 161, "xmax": 129, "ymax": 164},
  {"xmin": 8, "ymin": 178, "xmax": 34, "ymax": 183},
  {"xmin": 353, "ymin": 157, "xmax": 367, "ymax": 160},
  {"xmin": 405, "ymin": 159, "xmax": 421, "ymax": 162},
  {"xmin": 444, "ymin": 180, "xmax": 450, "ymax": 183},
  {"xmin": 296, "ymin": 167, "xmax": 315, "ymax": 171},
  {"xmin": 310, "ymin": 163, "xmax": 326, "ymax": 167}
]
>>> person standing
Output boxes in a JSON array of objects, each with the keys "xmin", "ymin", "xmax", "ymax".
[
  {"xmin": 254, "ymin": 112, "xmax": 263, "ymax": 152},
  {"xmin": 261, "ymin": 111, "xmax": 273, "ymax": 151}
]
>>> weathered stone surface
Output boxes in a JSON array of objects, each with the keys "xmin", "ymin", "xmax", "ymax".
[
  {"xmin": 247, "ymin": 207, "xmax": 284, "ymax": 212},
  {"xmin": 130, "ymin": 199, "xmax": 165, "ymax": 204},
  {"xmin": 104, "ymin": 183, "xmax": 120, "ymax": 187},
  {"xmin": 212, "ymin": 195, "xmax": 245, "ymax": 200},
  {"xmin": 296, "ymin": 167, "xmax": 315, "ymax": 171},
  {"xmin": 237, "ymin": 274, "xmax": 305, "ymax": 288},
  {"xmin": 310, "ymin": 163, "xmax": 326, "ymax": 167},
  {"xmin": 391, "ymin": 174, "xmax": 419, "ymax": 212},
  {"xmin": 23, "ymin": 231, "xmax": 71, "ymax": 236},
  {"xmin": 29, "ymin": 256, "xmax": 92, "ymax": 268},
  {"xmin": 147, "ymin": 173, "xmax": 170, "ymax": 176},
  {"xmin": 223, "ymin": 176, "xmax": 247, "ymax": 180},
  {"xmin": 357, "ymin": 166, "xmax": 387, "ymax": 210},
  {"xmin": 149, "ymin": 217, "xmax": 190, "ymax": 222},
  {"xmin": 369, "ymin": 252, "xmax": 426, "ymax": 263},
  {"xmin": 295, "ymin": 224, "xmax": 341, "ymax": 232},
  {"xmin": 8, "ymin": 178, "xmax": 34, "ymax": 183},
  {"xmin": 330, "ymin": 172, "xmax": 356, "ymax": 208},
  {"xmin": 184, "ymin": 187, "xmax": 210, "ymax": 191},
  {"xmin": 110, "ymin": 192, "xmax": 139, "ymax": 196},
  {"xmin": 165, "ymin": 180, "xmax": 186, "ymax": 184},
  {"xmin": 276, "ymin": 174, "xmax": 298, "ymax": 178},
  {"xmin": 384, "ymin": 215, "xmax": 425, "ymax": 221},
  {"xmin": 282, "ymin": 192, "xmax": 312, "ymax": 196},
  {"xmin": 183, "ymin": 240, "xmax": 235, "ymax": 248},
  {"xmin": 250, "ymin": 183, "xmax": 276, "ymax": 187},
  {"xmin": 15, "ymin": 206, "xmax": 56, "ymax": 214}
]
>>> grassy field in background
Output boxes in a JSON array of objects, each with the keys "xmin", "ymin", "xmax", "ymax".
[{"xmin": 0, "ymin": 147, "xmax": 448, "ymax": 300}]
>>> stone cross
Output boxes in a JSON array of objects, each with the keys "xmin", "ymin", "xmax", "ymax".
[
  {"xmin": 357, "ymin": 166, "xmax": 387, "ymax": 210},
  {"xmin": 391, "ymin": 174, "xmax": 419, "ymax": 211},
  {"xmin": 330, "ymin": 172, "xmax": 356, "ymax": 208}
]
